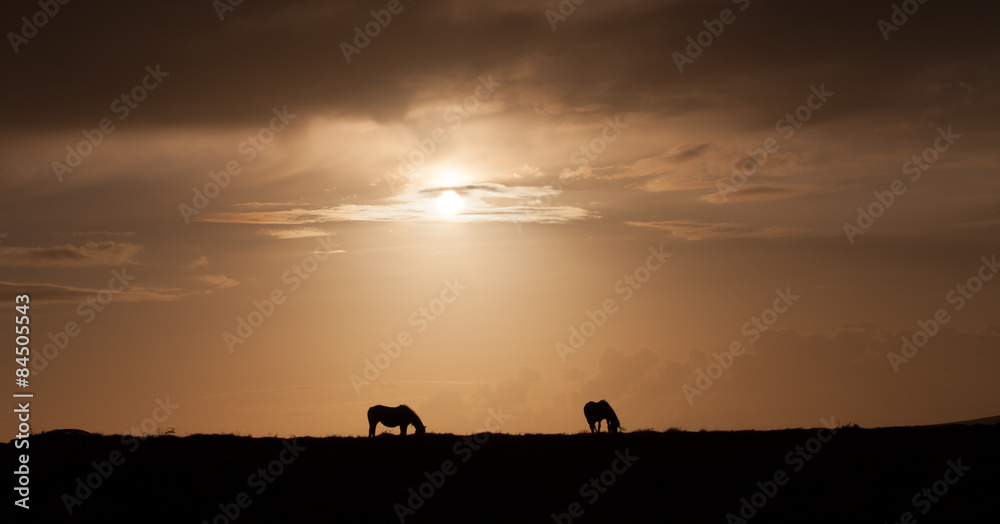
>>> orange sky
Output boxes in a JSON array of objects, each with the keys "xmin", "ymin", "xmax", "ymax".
[{"xmin": 1, "ymin": 0, "xmax": 998, "ymax": 438}]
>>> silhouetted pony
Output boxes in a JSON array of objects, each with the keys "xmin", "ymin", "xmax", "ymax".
[
  {"xmin": 367, "ymin": 405, "xmax": 426, "ymax": 437},
  {"xmin": 584, "ymin": 400, "xmax": 620, "ymax": 433}
]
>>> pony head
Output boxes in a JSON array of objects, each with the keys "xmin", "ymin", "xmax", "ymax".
[{"xmin": 416, "ymin": 424, "xmax": 427, "ymax": 435}]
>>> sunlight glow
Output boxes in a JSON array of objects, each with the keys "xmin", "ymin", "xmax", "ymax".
[{"xmin": 426, "ymin": 166, "xmax": 473, "ymax": 189}]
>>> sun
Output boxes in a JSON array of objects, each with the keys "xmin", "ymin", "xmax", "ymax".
[{"xmin": 435, "ymin": 190, "xmax": 464, "ymax": 215}]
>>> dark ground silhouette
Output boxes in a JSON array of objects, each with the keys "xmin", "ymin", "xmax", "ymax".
[{"xmin": 5, "ymin": 424, "xmax": 999, "ymax": 523}]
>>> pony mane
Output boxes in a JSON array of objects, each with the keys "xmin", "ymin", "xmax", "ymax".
[
  {"xmin": 606, "ymin": 402, "xmax": 621, "ymax": 427},
  {"xmin": 400, "ymin": 405, "xmax": 423, "ymax": 423}
]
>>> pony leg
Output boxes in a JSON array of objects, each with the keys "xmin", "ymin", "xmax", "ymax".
[
  {"xmin": 598, "ymin": 421, "xmax": 602, "ymax": 432},
  {"xmin": 401, "ymin": 424, "xmax": 408, "ymax": 436},
  {"xmin": 369, "ymin": 422, "xmax": 376, "ymax": 437}
]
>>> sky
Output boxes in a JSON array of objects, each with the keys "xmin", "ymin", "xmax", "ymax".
[{"xmin": 1, "ymin": 0, "xmax": 998, "ymax": 438}]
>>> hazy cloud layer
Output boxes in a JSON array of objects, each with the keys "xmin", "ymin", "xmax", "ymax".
[
  {"xmin": 197, "ymin": 274, "xmax": 240, "ymax": 290},
  {"xmin": 0, "ymin": 0, "xmax": 997, "ymax": 436},
  {"xmin": 0, "ymin": 280, "xmax": 184, "ymax": 304},
  {"xmin": 591, "ymin": 325, "xmax": 1000, "ymax": 429},
  {"xmin": 626, "ymin": 220, "xmax": 824, "ymax": 241},
  {"xmin": 202, "ymin": 183, "xmax": 594, "ymax": 224},
  {"xmin": 257, "ymin": 228, "xmax": 331, "ymax": 239},
  {"xmin": 4, "ymin": 0, "xmax": 997, "ymax": 131},
  {"xmin": 0, "ymin": 242, "xmax": 142, "ymax": 267}
]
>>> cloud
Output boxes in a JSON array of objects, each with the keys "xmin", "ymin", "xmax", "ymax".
[
  {"xmin": 62, "ymin": 231, "xmax": 136, "ymax": 237},
  {"xmin": 0, "ymin": 281, "xmax": 184, "ymax": 305},
  {"xmin": 566, "ymin": 141, "xmax": 806, "ymax": 199},
  {"xmin": 547, "ymin": 325, "xmax": 1000, "ymax": 431},
  {"xmin": 0, "ymin": 242, "xmax": 142, "ymax": 268},
  {"xmin": 631, "ymin": 325, "xmax": 1000, "ymax": 430},
  {"xmin": 234, "ymin": 202, "xmax": 301, "ymax": 209},
  {"xmin": 475, "ymin": 366, "xmax": 543, "ymax": 408},
  {"xmin": 197, "ymin": 275, "xmax": 240, "ymax": 289},
  {"xmin": 560, "ymin": 143, "xmax": 723, "ymax": 190},
  {"xmin": 626, "ymin": 220, "xmax": 823, "ymax": 241},
  {"xmin": 944, "ymin": 217, "xmax": 1000, "ymax": 231},
  {"xmin": 613, "ymin": 143, "xmax": 714, "ymax": 180},
  {"xmin": 579, "ymin": 348, "xmax": 660, "ymax": 404},
  {"xmin": 4, "ymin": 0, "xmax": 998, "ymax": 143},
  {"xmin": 202, "ymin": 183, "xmax": 595, "ymax": 225},
  {"xmin": 660, "ymin": 143, "xmax": 712, "ymax": 163},
  {"xmin": 183, "ymin": 256, "xmax": 209, "ymax": 269},
  {"xmin": 605, "ymin": 143, "xmax": 805, "ymax": 196},
  {"xmin": 561, "ymin": 368, "xmax": 589, "ymax": 382},
  {"xmin": 699, "ymin": 185, "xmax": 806, "ymax": 204},
  {"xmin": 257, "ymin": 228, "xmax": 330, "ymax": 239},
  {"xmin": 412, "ymin": 368, "xmax": 542, "ymax": 434}
]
